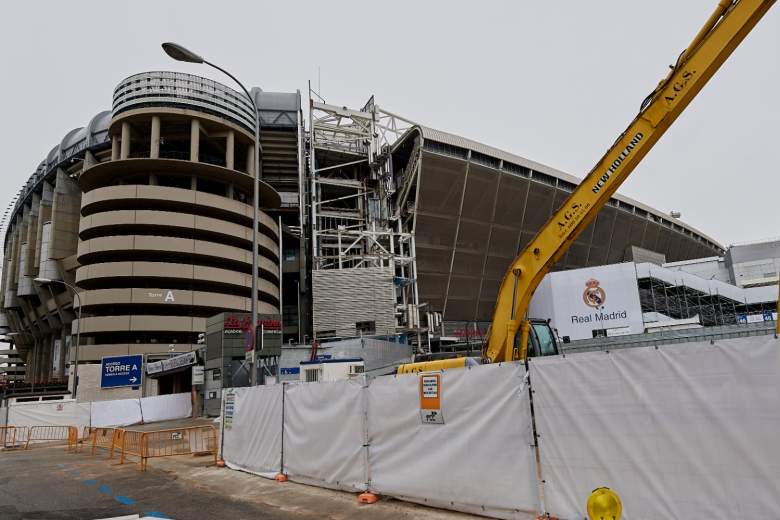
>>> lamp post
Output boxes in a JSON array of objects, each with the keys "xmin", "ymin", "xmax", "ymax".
[
  {"xmin": 34, "ymin": 277, "xmax": 81, "ymax": 399},
  {"xmin": 162, "ymin": 42, "xmax": 261, "ymax": 385}
]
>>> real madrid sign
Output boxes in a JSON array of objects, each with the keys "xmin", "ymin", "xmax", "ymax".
[
  {"xmin": 582, "ymin": 278, "xmax": 606, "ymax": 308},
  {"xmin": 572, "ymin": 277, "xmax": 629, "ymax": 325},
  {"xmin": 529, "ymin": 262, "xmax": 644, "ymax": 341}
]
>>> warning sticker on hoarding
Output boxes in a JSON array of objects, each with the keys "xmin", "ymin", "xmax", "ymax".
[
  {"xmin": 224, "ymin": 390, "xmax": 236, "ymax": 430},
  {"xmin": 419, "ymin": 373, "xmax": 444, "ymax": 424}
]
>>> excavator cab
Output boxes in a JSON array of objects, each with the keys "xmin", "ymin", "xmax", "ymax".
[{"xmin": 519, "ymin": 319, "xmax": 559, "ymax": 359}]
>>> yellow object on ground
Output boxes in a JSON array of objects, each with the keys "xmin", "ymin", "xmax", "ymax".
[{"xmin": 587, "ymin": 487, "xmax": 622, "ymax": 520}]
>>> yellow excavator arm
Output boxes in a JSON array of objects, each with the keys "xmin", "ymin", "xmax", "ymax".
[{"xmin": 484, "ymin": 0, "xmax": 776, "ymax": 363}]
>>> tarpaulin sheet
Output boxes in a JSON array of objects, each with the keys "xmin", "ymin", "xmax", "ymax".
[
  {"xmin": 139, "ymin": 392, "xmax": 191, "ymax": 423},
  {"xmin": 91, "ymin": 398, "xmax": 142, "ymax": 427},
  {"xmin": 530, "ymin": 336, "xmax": 780, "ymax": 520},
  {"xmin": 367, "ymin": 362, "xmax": 540, "ymax": 519},
  {"xmin": 283, "ymin": 379, "xmax": 367, "ymax": 491},
  {"xmin": 7, "ymin": 400, "xmax": 91, "ymax": 429},
  {"xmin": 222, "ymin": 384, "xmax": 283, "ymax": 479}
]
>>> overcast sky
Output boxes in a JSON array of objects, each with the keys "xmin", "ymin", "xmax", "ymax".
[{"xmin": 1, "ymin": 1, "xmax": 777, "ymax": 247}]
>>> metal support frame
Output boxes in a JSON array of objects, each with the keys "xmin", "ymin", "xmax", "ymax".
[{"xmin": 306, "ymin": 89, "xmax": 426, "ymax": 349}]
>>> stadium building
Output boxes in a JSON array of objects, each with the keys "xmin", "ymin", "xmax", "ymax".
[{"xmin": 0, "ymin": 71, "xmax": 724, "ymax": 398}]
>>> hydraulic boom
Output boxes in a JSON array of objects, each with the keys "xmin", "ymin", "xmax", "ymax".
[{"xmin": 484, "ymin": 0, "xmax": 776, "ymax": 363}]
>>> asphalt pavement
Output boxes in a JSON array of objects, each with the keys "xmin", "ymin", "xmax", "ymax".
[
  {"xmin": 0, "ymin": 444, "xmax": 295, "ymax": 519},
  {"xmin": 0, "ymin": 441, "xmax": 476, "ymax": 520}
]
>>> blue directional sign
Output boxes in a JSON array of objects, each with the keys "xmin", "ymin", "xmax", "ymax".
[{"xmin": 101, "ymin": 355, "xmax": 144, "ymax": 388}]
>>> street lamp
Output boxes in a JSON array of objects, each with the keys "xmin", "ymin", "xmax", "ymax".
[
  {"xmin": 163, "ymin": 42, "xmax": 262, "ymax": 385},
  {"xmin": 34, "ymin": 277, "xmax": 81, "ymax": 399}
]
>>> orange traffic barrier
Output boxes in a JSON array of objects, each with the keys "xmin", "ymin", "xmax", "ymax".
[
  {"xmin": 70, "ymin": 426, "xmax": 93, "ymax": 453},
  {"xmin": 24, "ymin": 425, "xmax": 79, "ymax": 451},
  {"xmin": 116, "ymin": 426, "xmax": 219, "ymax": 471},
  {"xmin": 140, "ymin": 426, "xmax": 218, "ymax": 471},
  {"xmin": 87, "ymin": 427, "xmax": 124, "ymax": 458},
  {"xmin": 118, "ymin": 429, "xmax": 144, "ymax": 467},
  {"xmin": 1, "ymin": 426, "xmax": 24, "ymax": 449}
]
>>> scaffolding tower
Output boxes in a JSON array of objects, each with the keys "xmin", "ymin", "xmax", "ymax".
[{"xmin": 306, "ymin": 88, "xmax": 426, "ymax": 349}]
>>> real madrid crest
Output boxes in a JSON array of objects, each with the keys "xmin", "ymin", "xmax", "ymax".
[{"xmin": 583, "ymin": 278, "xmax": 606, "ymax": 308}]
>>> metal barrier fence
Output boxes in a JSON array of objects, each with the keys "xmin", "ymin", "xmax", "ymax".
[
  {"xmin": 141, "ymin": 426, "xmax": 218, "ymax": 470},
  {"xmin": 87, "ymin": 427, "xmax": 123, "ymax": 458},
  {"xmin": 116, "ymin": 426, "xmax": 218, "ymax": 471},
  {"xmin": 119, "ymin": 429, "xmax": 145, "ymax": 467},
  {"xmin": 24, "ymin": 425, "xmax": 78, "ymax": 451},
  {"xmin": 1, "ymin": 425, "xmax": 24, "ymax": 448},
  {"xmin": 6, "ymin": 423, "xmax": 218, "ymax": 472}
]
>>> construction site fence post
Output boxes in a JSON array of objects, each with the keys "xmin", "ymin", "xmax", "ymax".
[{"xmin": 279, "ymin": 382, "xmax": 286, "ymax": 476}]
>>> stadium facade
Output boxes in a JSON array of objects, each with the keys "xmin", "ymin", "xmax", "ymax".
[{"xmin": 0, "ymin": 71, "xmax": 723, "ymax": 396}]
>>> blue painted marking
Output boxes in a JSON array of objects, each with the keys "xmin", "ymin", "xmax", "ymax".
[
  {"xmin": 56, "ymin": 463, "xmax": 66, "ymax": 468},
  {"xmin": 143, "ymin": 514, "xmax": 170, "ymax": 519},
  {"xmin": 115, "ymin": 495, "xmax": 135, "ymax": 505},
  {"xmin": 83, "ymin": 479, "xmax": 97, "ymax": 486},
  {"xmin": 98, "ymin": 485, "xmax": 112, "ymax": 494}
]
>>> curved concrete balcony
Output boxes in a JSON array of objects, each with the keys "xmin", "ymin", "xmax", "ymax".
[
  {"xmin": 79, "ymin": 209, "xmax": 274, "ymax": 249},
  {"xmin": 73, "ymin": 288, "xmax": 278, "ymax": 313},
  {"xmin": 72, "ymin": 315, "xmax": 208, "ymax": 335},
  {"xmin": 79, "ymin": 159, "xmax": 281, "ymax": 209},
  {"xmin": 76, "ymin": 234, "xmax": 279, "ymax": 268},
  {"xmin": 80, "ymin": 184, "xmax": 278, "ymax": 237},
  {"xmin": 75, "ymin": 260, "xmax": 279, "ymax": 288}
]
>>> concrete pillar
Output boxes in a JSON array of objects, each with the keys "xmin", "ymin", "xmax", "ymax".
[
  {"xmin": 26, "ymin": 348, "xmax": 33, "ymax": 383},
  {"xmin": 49, "ymin": 169, "xmax": 81, "ymax": 260},
  {"xmin": 226, "ymin": 130, "xmax": 235, "ymax": 170},
  {"xmin": 226, "ymin": 183, "xmax": 235, "ymax": 199},
  {"xmin": 40, "ymin": 335, "xmax": 51, "ymax": 383},
  {"xmin": 246, "ymin": 144, "xmax": 255, "ymax": 176},
  {"xmin": 111, "ymin": 135, "xmax": 119, "ymax": 161},
  {"xmin": 149, "ymin": 174, "xmax": 158, "ymax": 185},
  {"xmin": 34, "ymin": 342, "xmax": 42, "ymax": 383},
  {"xmin": 150, "ymin": 116, "xmax": 161, "ymax": 159},
  {"xmin": 191, "ymin": 176, "xmax": 197, "ymax": 190},
  {"xmin": 120, "ymin": 122, "xmax": 131, "ymax": 159},
  {"xmin": 190, "ymin": 119, "xmax": 200, "ymax": 162},
  {"xmin": 84, "ymin": 150, "xmax": 97, "ymax": 169}
]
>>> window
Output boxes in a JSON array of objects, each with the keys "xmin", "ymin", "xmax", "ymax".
[
  {"xmin": 532, "ymin": 323, "xmax": 558, "ymax": 356},
  {"xmin": 158, "ymin": 174, "xmax": 192, "ymax": 189},
  {"xmin": 197, "ymin": 177, "xmax": 226, "ymax": 197},
  {"xmin": 304, "ymin": 368, "xmax": 320, "ymax": 383},
  {"xmin": 356, "ymin": 321, "xmax": 376, "ymax": 335}
]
